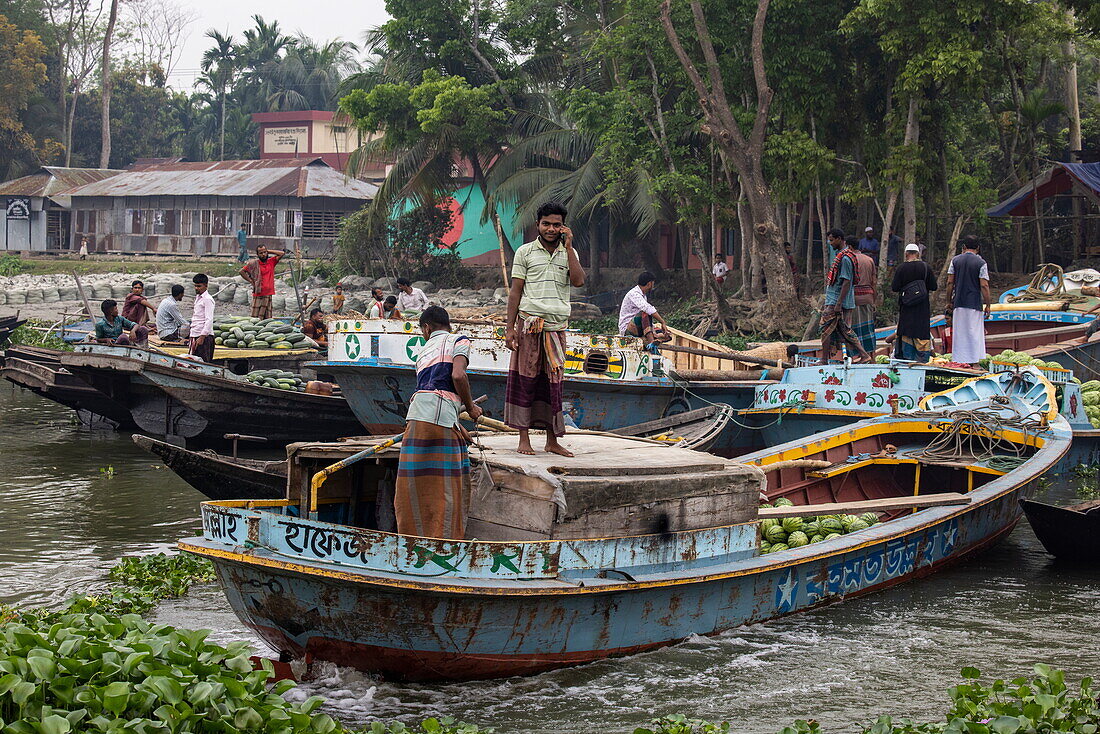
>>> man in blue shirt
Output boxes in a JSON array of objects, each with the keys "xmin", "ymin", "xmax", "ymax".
[
  {"xmin": 820, "ymin": 230, "xmax": 870, "ymax": 363},
  {"xmin": 93, "ymin": 299, "xmax": 146, "ymax": 345},
  {"xmin": 886, "ymin": 228, "xmax": 902, "ymax": 266},
  {"xmin": 858, "ymin": 227, "xmax": 880, "ymax": 256},
  {"xmin": 236, "ymin": 225, "xmax": 248, "ymax": 263}
]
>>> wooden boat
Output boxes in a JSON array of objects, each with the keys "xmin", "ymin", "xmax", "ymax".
[
  {"xmin": 1, "ymin": 345, "xmax": 137, "ymax": 428},
  {"xmin": 1019, "ymin": 498, "xmax": 1100, "ymax": 561},
  {"xmin": 0, "ymin": 314, "xmax": 26, "ymax": 346},
  {"xmin": 60, "ymin": 344, "xmax": 363, "ymax": 444},
  {"xmin": 132, "ymin": 434, "xmax": 286, "ymax": 500},
  {"xmin": 322, "ymin": 319, "xmax": 771, "ymax": 455},
  {"xmin": 179, "ymin": 376, "xmax": 1068, "ymax": 681}
]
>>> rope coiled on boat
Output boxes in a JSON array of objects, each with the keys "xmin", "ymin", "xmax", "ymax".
[
  {"xmin": 903, "ymin": 405, "xmax": 1045, "ymax": 464},
  {"xmin": 1005, "ymin": 263, "xmax": 1090, "ymax": 305}
]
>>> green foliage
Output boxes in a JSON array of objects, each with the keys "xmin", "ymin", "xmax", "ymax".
[
  {"xmin": 337, "ymin": 203, "xmax": 465, "ymax": 286},
  {"xmin": 6, "ymin": 323, "xmax": 72, "ymax": 351},
  {"xmin": 0, "ymin": 254, "xmax": 29, "ymax": 276},
  {"xmin": 635, "ymin": 714, "xmax": 731, "ymax": 734},
  {"xmin": 365, "ymin": 717, "xmax": 492, "ymax": 734}
]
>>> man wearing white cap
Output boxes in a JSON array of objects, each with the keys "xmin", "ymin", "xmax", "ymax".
[
  {"xmin": 891, "ymin": 243, "xmax": 938, "ymax": 362},
  {"xmin": 858, "ymin": 227, "xmax": 879, "ymax": 256},
  {"xmin": 947, "ymin": 235, "xmax": 991, "ymax": 367}
]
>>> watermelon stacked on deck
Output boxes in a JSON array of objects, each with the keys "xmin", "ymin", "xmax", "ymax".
[
  {"xmin": 244, "ymin": 369, "xmax": 307, "ymax": 392},
  {"xmin": 212, "ymin": 317, "xmax": 310, "ymax": 350},
  {"xmin": 758, "ymin": 498, "xmax": 880, "ymax": 554}
]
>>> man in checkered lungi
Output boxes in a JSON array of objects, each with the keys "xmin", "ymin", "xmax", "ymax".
[
  {"xmin": 504, "ymin": 202, "xmax": 586, "ymax": 457},
  {"xmin": 239, "ymin": 244, "xmax": 291, "ymax": 319}
]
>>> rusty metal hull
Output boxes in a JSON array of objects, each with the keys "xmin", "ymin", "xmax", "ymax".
[
  {"xmin": 188, "ymin": 487, "xmax": 1028, "ymax": 681},
  {"xmin": 180, "ymin": 400, "xmax": 1070, "ymax": 681},
  {"xmin": 2, "ymin": 346, "xmax": 136, "ymax": 428},
  {"xmin": 60, "ymin": 345, "xmax": 362, "ymax": 443}
]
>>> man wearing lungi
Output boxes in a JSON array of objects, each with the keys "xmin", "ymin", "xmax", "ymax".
[
  {"xmin": 820, "ymin": 230, "xmax": 870, "ymax": 364},
  {"xmin": 946, "ymin": 235, "xmax": 991, "ymax": 367},
  {"xmin": 504, "ymin": 201, "xmax": 586, "ymax": 456},
  {"xmin": 853, "ymin": 245, "xmax": 877, "ymax": 355},
  {"xmin": 396, "ymin": 306, "xmax": 483, "ymax": 539},
  {"xmin": 239, "ymin": 244, "xmax": 289, "ymax": 319}
]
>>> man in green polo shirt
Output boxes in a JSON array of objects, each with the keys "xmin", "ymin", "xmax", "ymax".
[{"xmin": 504, "ymin": 201, "xmax": 586, "ymax": 456}]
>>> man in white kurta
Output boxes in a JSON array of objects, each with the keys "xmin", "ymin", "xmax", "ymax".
[{"xmin": 946, "ymin": 236, "xmax": 991, "ymax": 367}]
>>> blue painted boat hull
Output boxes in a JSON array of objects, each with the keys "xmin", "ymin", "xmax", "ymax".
[{"xmin": 194, "ymin": 487, "xmax": 1025, "ymax": 681}]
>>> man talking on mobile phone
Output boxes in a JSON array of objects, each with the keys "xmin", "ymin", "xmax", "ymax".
[{"xmin": 504, "ymin": 201, "xmax": 586, "ymax": 456}]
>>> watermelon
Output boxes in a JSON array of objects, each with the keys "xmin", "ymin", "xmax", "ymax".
[
  {"xmin": 774, "ymin": 498, "xmax": 795, "ymax": 507},
  {"xmin": 859, "ymin": 512, "xmax": 880, "ymax": 525},
  {"xmin": 760, "ymin": 518, "xmax": 779, "ymax": 532},
  {"xmin": 823, "ymin": 532, "xmax": 842, "ymax": 541},
  {"xmin": 765, "ymin": 525, "xmax": 788, "ymax": 543},
  {"xmin": 787, "ymin": 531, "xmax": 809, "ymax": 547},
  {"xmin": 802, "ymin": 520, "xmax": 821, "ymax": 536},
  {"xmin": 841, "ymin": 514, "xmax": 861, "ymax": 529},
  {"xmin": 769, "ymin": 543, "xmax": 789, "ymax": 553},
  {"xmin": 759, "ymin": 502, "xmax": 773, "ymax": 509},
  {"xmin": 759, "ymin": 541, "xmax": 772, "ymax": 554},
  {"xmin": 820, "ymin": 517, "xmax": 843, "ymax": 534},
  {"xmin": 848, "ymin": 518, "xmax": 870, "ymax": 532},
  {"xmin": 781, "ymin": 516, "xmax": 803, "ymax": 533},
  {"xmin": 809, "ymin": 534, "xmax": 825, "ymax": 544},
  {"xmin": 1082, "ymin": 380, "xmax": 1100, "ymax": 391}
]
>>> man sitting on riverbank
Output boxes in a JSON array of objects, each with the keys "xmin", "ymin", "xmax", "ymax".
[
  {"xmin": 155, "ymin": 285, "xmax": 189, "ymax": 342},
  {"xmin": 93, "ymin": 299, "xmax": 147, "ymax": 346},
  {"xmin": 396, "ymin": 278, "xmax": 430, "ymax": 314},
  {"xmin": 618, "ymin": 271, "xmax": 671, "ymax": 348}
]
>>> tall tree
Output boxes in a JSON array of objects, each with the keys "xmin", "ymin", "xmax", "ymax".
[
  {"xmin": 98, "ymin": 0, "xmax": 119, "ymax": 168},
  {"xmin": 200, "ymin": 29, "xmax": 235, "ymax": 159}
]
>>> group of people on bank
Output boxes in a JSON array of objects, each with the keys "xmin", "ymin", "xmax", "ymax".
[{"xmin": 818, "ymin": 229, "xmax": 991, "ymax": 367}]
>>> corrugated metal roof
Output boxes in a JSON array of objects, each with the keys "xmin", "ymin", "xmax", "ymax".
[
  {"xmin": 0, "ymin": 167, "xmax": 124, "ymax": 197},
  {"xmin": 64, "ymin": 158, "xmax": 378, "ymax": 200}
]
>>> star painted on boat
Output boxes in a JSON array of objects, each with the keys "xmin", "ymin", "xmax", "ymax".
[
  {"xmin": 775, "ymin": 569, "xmax": 798, "ymax": 612},
  {"xmin": 941, "ymin": 524, "xmax": 958, "ymax": 551}
]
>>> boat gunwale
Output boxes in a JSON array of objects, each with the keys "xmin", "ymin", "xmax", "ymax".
[{"xmin": 63, "ymin": 345, "xmax": 348, "ymax": 403}]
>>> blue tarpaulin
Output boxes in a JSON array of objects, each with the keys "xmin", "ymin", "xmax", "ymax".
[{"xmin": 987, "ymin": 162, "xmax": 1100, "ymax": 216}]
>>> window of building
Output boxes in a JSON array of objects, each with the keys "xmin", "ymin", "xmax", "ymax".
[
  {"xmin": 251, "ymin": 209, "xmax": 277, "ymax": 236},
  {"xmin": 284, "ymin": 210, "xmax": 296, "ymax": 238},
  {"xmin": 131, "ymin": 209, "xmax": 143, "ymax": 234},
  {"xmin": 200, "ymin": 209, "xmax": 212, "ymax": 236},
  {"xmin": 180, "ymin": 211, "xmax": 192, "ymax": 236},
  {"xmin": 301, "ymin": 211, "xmax": 344, "ymax": 239},
  {"xmin": 212, "ymin": 210, "xmax": 230, "ymax": 236},
  {"xmin": 240, "ymin": 209, "xmax": 252, "ymax": 235}
]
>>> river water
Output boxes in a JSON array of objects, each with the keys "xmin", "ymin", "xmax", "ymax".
[{"xmin": 2, "ymin": 383, "xmax": 1098, "ymax": 733}]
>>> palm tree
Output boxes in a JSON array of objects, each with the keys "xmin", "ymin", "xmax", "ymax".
[
  {"xmin": 235, "ymin": 16, "xmax": 296, "ymax": 112},
  {"xmin": 267, "ymin": 37, "xmax": 360, "ymax": 111},
  {"xmin": 200, "ymin": 30, "xmax": 236, "ymax": 160}
]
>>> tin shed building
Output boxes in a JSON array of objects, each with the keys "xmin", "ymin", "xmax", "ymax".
[
  {"xmin": 0, "ymin": 167, "xmax": 123, "ymax": 251},
  {"xmin": 62, "ymin": 158, "xmax": 377, "ymax": 255}
]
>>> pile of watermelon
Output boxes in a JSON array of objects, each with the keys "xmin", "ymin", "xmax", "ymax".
[
  {"xmin": 986, "ymin": 350, "xmax": 1066, "ymax": 372},
  {"xmin": 1081, "ymin": 380, "xmax": 1100, "ymax": 428},
  {"xmin": 244, "ymin": 369, "xmax": 307, "ymax": 392},
  {"xmin": 213, "ymin": 316, "xmax": 308, "ymax": 350},
  {"xmin": 758, "ymin": 497, "xmax": 880, "ymax": 554}
]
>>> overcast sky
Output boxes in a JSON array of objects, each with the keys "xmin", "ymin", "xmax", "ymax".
[{"xmin": 165, "ymin": 0, "xmax": 390, "ymax": 91}]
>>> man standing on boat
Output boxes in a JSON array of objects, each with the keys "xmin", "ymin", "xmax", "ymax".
[
  {"xmin": 239, "ymin": 244, "xmax": 291, "ymax": 320},
  {"xmin": 188, "ymin": 273, "xmax": 216, "ymax": 362},
  {"xmin": 504, "ymin": 201, "xmax": 585, "ymax": 456},
  {"xmin": 947, "ymin": 235, "xmax": 991, "ymax": 367},
  {"xmin": 396, "ymin": 306, "xmax": 482, "ymax": 539},
  {"xmin": 852, "ymin": 244, "xmax": 877, "ymax": 355},
  {"xmin": 891, "ymin": 244, "xmax": 938, "ymax": 362},
  {"xmin": 820, "ymin": 230, "xmax": 870, "ymax": 363},
  {"xmin": 618, "ymin": 271, "xmax": 671, "ymax": 347}
]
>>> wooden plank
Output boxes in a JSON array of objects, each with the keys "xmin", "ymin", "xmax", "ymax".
[
  {"xmin": 605, "ymin": 407, "xmax": 717, "ymax": 437},
  {"xmin": 758, "ymin": 493, "xmax": 970, "ymax": 518}
]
